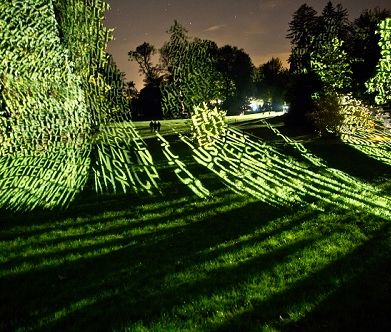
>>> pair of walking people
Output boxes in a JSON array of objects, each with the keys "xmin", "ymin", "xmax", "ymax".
[{"xmin": 149, "ymin": 120, "xmax": 161, "ymax": 132}]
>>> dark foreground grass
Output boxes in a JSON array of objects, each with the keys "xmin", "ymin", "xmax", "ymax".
[{"xmin": 1, "ymin": 118, "xmax": 390, "ymax": 331}]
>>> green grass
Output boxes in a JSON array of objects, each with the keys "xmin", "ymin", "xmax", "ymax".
[{"xmin": 1, "ymin": 116, "xmax": 390, "ymax": 331}]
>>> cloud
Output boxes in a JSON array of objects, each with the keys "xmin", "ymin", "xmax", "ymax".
[{"xmin": 204, "ymin": 24, "xmax": 227, "ymax": 32}]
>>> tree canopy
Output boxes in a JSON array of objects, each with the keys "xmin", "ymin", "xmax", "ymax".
[
  {"xmin": 159, "ymin": 21, "xmax": 225, "ymax": 119},
  {"xmin": 216, "ymin": 45, "xmax": 254, "ymax": 115}
]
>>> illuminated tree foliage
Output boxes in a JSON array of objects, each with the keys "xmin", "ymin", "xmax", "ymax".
[
  {"xmin": 0, "ymin": 0, "xmax": 91, "ymax": 155},
  {"xmin": 366, "ymin": 18, "xmax": 391, "ymax": 105},
  {"xmin": 288, "ymin": 1, "xmax": 350, "ymax": 75},
  {"xmin": 52, "ymin": 0, "xmax": 122, "ymax": 126},
  {"xmin": 102, "ymin": 55, "xmax": 132, "ymax": 122},
  {"xmin": 307, "ymin": 37, "xmax": 377, "ymax": 136},
  {"xmin": 318, "ymin": 2, "xmax": 350, "ymax": 45},
  {"xmin": 160, "ymin": 21, "xmax": 225, "ymax": 119},
  {"xmin": 311, "ymin": 2, "xmax": 351, "ymax": 92},
  {"xmin": 0, "ymin": 0, "xmax": 149, "ymax": 211},
  {"xmin": 308, "ymin": 93, "xmax": 376, "ymax": 136},
  {"xmin": 311, "ymin": 37, "xmax": 352, "ymax": 94},
  {"xmin": 0, "ymin": 0, "xmax": 93, "ymax": 210},
  {"xmin": 286, "ymin": 2, "xmax": 353, "ymax": 126},
  {"xmin": 349, "ymin": 8, "xmax": 391, "ymax": 103}
]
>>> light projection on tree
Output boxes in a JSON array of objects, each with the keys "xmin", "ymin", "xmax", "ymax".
[
  {"xmin": 366, "ymin": 18, "xmax": 391, "ymax": 105},
  {"xmin": 338, "ymin": 96, "xmax": 391, "ymax": 167},
  {"xmin": 0, "ymin": 0, "xmax": 93, "ymax": 210},
  {"xmin": 0, "ymin": 0, "xmax": 159, "ymax": 211},
  {"xmin": 160, "ymin": 21, "xmax": 225, "ymax": 119},
  {"xmin": 339, "ymin": 18, "xmax": 391, "ymax": 166},
  {"xmin": 307, "ymin": 19, "xmax": 391, "ymax": 166}
]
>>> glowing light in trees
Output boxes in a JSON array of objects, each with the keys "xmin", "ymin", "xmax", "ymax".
[
  {"xmin": 160, "ymin": 23, "xmax": 225, "ymax": 119},
  {"xmin": 310, "ymin": 37, "xmax": 352, "ymax": 93}
]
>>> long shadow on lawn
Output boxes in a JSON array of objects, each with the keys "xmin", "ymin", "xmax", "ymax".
[
  {"xmin": 0, "ymin": 199, "xmax": 314, "ymax": 331},
  {"xmin": 0, "ymin": 185, "xmax": 209, "ymax": 233},
  {"xmin": 213, "ymin": 222, "xmax": 391, "ymax": 332},
  {"xmin": 289, "ymin": 239, "xmax": 391, "ymax": 332},
  {"xmin": 0, "ymin": 193, "xmax": 237, "ymax": 269},
  {"xmin": 304, "ymin": 138, "xmax": 390, "ymax": 183},
  {"xmin": 2, "ymin": 198, "xmax": 388, "ymax": 331}
]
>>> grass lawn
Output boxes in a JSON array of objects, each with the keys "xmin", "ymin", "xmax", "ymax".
[{"xmin": 1, "ymin": 115, "xmax": 390, "ymax": 331}]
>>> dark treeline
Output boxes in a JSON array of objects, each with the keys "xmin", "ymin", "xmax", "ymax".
[
  {"xmin": 120, "ymin": 1, "xmax": 390, "ymax": 133},
  {"xmin": 125, "ymin": 20, "xmax": 290, "ymax": 120},
  {"xmin": 285, "ymin": 2, "xmax": 390, "ymax": 130}
]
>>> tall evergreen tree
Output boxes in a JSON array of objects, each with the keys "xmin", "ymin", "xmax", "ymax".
[
  {"xmin": 286, "ymin": 4, "xmax": 320, "ymax": 125},
  {"xmin": 286, "ymin": 2, "xmax": 353, "ymax": 126},
  {"xmin": 287, "ymin": 4, "xmax": 319, "ymax": 74},
  {"xmin": 318, "ymin": 1, "xmax": 350, "ymax": 44}
]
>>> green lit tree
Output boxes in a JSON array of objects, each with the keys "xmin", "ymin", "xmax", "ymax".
[
  {"xmin": 348, "ymin": 8, "xmax": 391, "ymax": 102},
  {"xmin": 366, "ymin": 18, "xmax": 391, "ymax": 105},
  {"xmin": 0, "ymin": 0, "xmax": 141, "ymax": 211},
  {"xmin": 286, "ymin": 1, "xmax": 353, "ymax": 128},
  {"xmin": 159, "ymin": 21, "xmax": 225, "ymax": 119},
  {"xmin": 102, "ymin": 55, "xmax": 132, "ymax": 122},
  {"xmin": 311, "ymin": 37, "xmax": 352, "ymax": 94},
  {"xmin": 0, "ymin": 0, "xmax": 93, "ymax": 155},
  {"xmin": 0, "ymin": 0, "xmax": 96, "ymax": 210},
  {"xmin": 307, "ymin": 35, "xmax": 381, "ymax": 136},
  {"xmin": 308, "ymin": 37, "xmax": 352, "ymax": 134},
  {"xmin": 52, "ymin": 0, "xmax": 114, "ymax": 127}
]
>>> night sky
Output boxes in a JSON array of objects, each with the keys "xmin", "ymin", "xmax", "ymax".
[{"xmin": 104, "ymin": 0, "xmax": 390, "ymax": 89}]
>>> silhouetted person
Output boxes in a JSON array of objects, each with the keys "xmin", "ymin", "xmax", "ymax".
[
  {"xmin": 157, "ymin": 121, "xmax": 161, "ymax": 132},
  {"xmin": 149, "ymin": 120, "xmax": 154, "ymax": 133}
]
